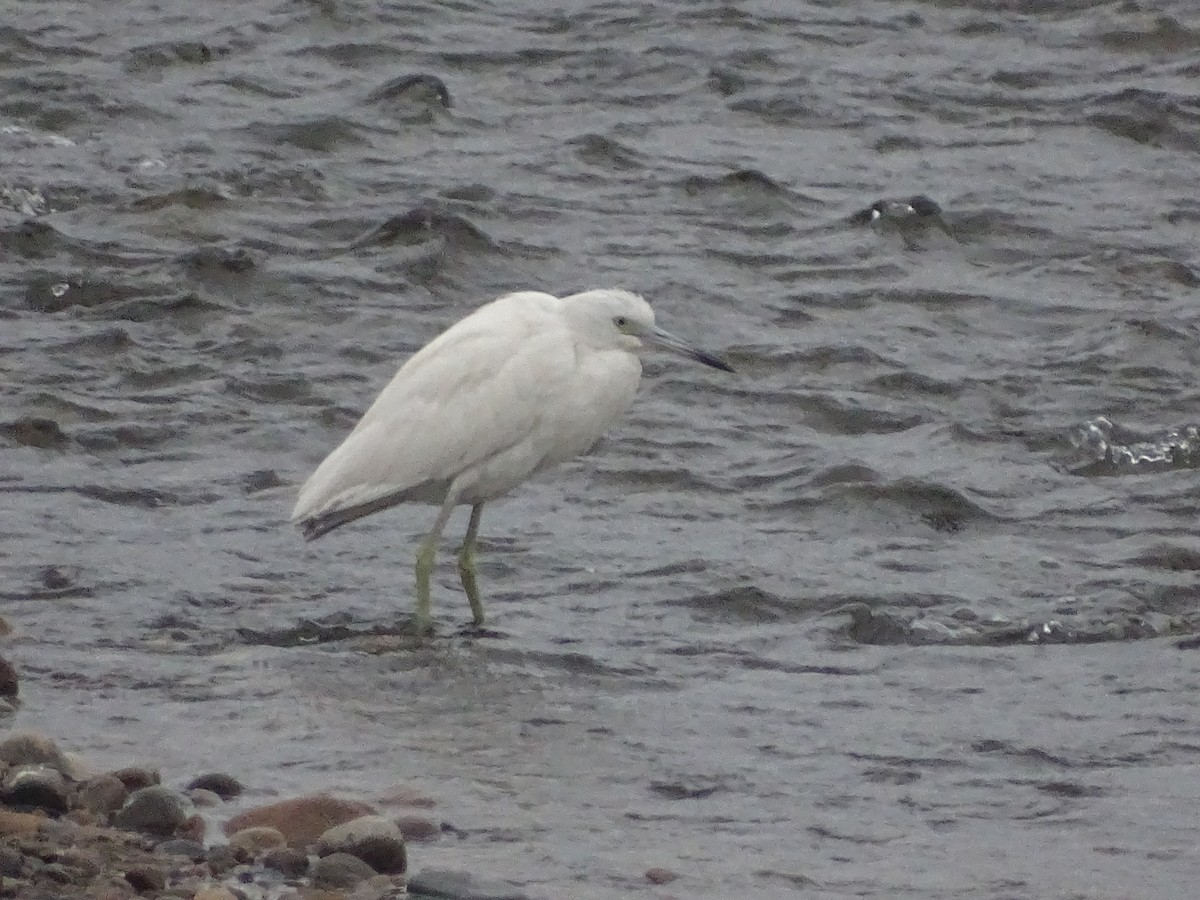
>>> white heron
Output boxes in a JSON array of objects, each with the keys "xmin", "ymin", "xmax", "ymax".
[{"xmin": 291, "ymin": 288, "xmax": 733, "ymax": 635}]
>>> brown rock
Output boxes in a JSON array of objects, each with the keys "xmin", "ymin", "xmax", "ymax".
[
  {"xmin": 111, "ymin": 767, "xmax": 160, "ymax": 792},
  {"xmin": 228, "ymin": 825, "xmax": 287, "ymax": 854},
  {"xmin": 223, "ymin": 794, "xmax": 375, "ymax": 848},
  {"xmin": 645, "ymin": 867, "xmax": 679, "ymax": 885},
  {"xmin": 395, "ymin": 815, "xmax": 440, "ymax": 842},
  {"xmin": 180, "ymin": 813, "xmax": 206, "ymax": 842},
  {"xmin": 192, "ymin": 888, "xmax": 239, "ymax": 900},
  {"xmin": 0, "ymin": 808, "xmax": 45, "ymax": 836},
  {"xmin": 0, "ymin": 732, "xmax": 69, "ymax": 772},
  {"xmin": 124, "ymin": 863, "xmax": 167, "ymax": 892},
  {"xmin": 79, "ymin": 774, "xmax": 130, "ymax": 815}
]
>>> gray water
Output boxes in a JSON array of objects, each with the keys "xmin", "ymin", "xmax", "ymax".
[{"xmin": 4, "ymin": 1, "xmax": 1200, "ymax": 896}]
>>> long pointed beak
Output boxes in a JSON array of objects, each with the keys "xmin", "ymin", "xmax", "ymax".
[{"xmin": 648, "ymin": 325, "xmax": 735, "ymax": 373}]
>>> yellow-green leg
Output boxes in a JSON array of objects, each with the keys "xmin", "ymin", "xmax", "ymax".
[
  {"xmin": 414, "ymin": 497, "xmax": 457, "ymax": 636},
  {"xmin": 457, "ymin": 503, "xmax": 485, "ymax": 626}
]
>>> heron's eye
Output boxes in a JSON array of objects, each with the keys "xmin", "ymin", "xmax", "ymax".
[{"xmin": 614, "ymin": 316, "xmax": 628, "ymax": 329}]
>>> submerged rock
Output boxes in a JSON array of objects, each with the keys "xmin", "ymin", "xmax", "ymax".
[{"xmin": 186, "ymin": 772, "xmax": 242, "ymax": 800}]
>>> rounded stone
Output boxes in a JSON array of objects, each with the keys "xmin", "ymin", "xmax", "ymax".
[
  {"xmin": 0, "ymin": 657, "xmax": 18, "ymax": 698},
  {"xmin": 123, "ymin": 863, "xmax": 167, "ymax": 892},
  {"xmin": 261, "ymin": 846, "xmax": 308, "ymax": 878},
  {"xmin": 113, "ymin": 785, "xmax": 187, "ymax": 837},
  {"xmin": 78, "ymin": 774, "xmax": 129, "ymax": 815},
  {"xmin": 186, "ymin": 788, "xmax": 222, "ymax": 808},
  {"xmin": 395, "ymin": 815, "xmax": 440, "ymax": 842},
  {"xmin": 0, "ymin": 764, "xmax": 69, "ymax": 813},
  {"xmin": 645, "ymin": 867, "xmax": 680, "ymax": 885},
  {"xmin": 185, "ymin": 773, "xmax": 242, "ymax": 800},
  {"xmin": 314, "ymin": 814, "xmax": 406, "ymax": 874},
  {"xmin": 222, "ymin": 794, "xmax": 374, "ymax": 848},
  {"xmin": 0, "ymin": 732, "xmax": 70, "ymax": 772},
  {"xmin": 110, "ymin": 768, "xmax": 160, "ymax": 792},
  {"xmin": 227, "ymin": 825, "xmax": 287, "ymax": 855},
  {"xmin": 310, "ymin": 851, "xmax": 377, "ymax": 890}
]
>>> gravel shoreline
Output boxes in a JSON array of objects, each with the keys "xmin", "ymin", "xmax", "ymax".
[{"xmin": 0, "ymin": 651, "xmax": 540, "ymax": 900}]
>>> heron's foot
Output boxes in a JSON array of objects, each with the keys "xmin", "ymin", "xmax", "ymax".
[{"xmin": 456, "ymin": 544, "xmax": 485, "ymax": 626}]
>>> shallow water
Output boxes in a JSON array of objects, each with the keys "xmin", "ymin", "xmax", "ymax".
[{"xmin": 4, "ymin": 0, "xmax": 1200, "ymax": 896}]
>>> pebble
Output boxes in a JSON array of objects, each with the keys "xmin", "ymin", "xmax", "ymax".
[
  {"xmin": 0, "ymin": 731, "xmax": 71, "ymax": 772},
  {"xmin": 0, "ymin": 657, "xmax": 18, "ymax": 698},
  {"xmin": 407, "ymin": 869, "xmax": 532, "ymax": 900},
  {"xmin": 1, "ymin": 764, "xmax": 69, "ymax": 813},
  {"xmin": 79, "ymin": 774, "xmax": 130, "ymax": 814},
  {"xmin": 111, "ymin": 767, "xmax": 160, "ymax": 792},
  {"xmin": 186, "ymin": 773, "xmax": 242, "ymax": 800},
  {"xmin": 315, "ymin": 815, "xmax": 406, "ymax": 875},
  {"xmin": 186, "ymin": 788, "xmax": 222, "ymax": 807},
  {"xmin": 190, "ymin": 888, "xmax": 237, "ymax": 900},
  {"xmin": 157, "ymin": 839, "xmax": 206, "ymax": 862},
  {"xmin": 113, "ymin": 785, "xmax": 188, "ymax": 837},
  {"xmin": 395, "ymin": 815, "xmax": 440, "ymax": 842},
  {"xmin": 123, "ymin": 863, "xmax": 167, "ymax": 892},
  {"xmin": 262, "ymin": 846, "xmax": 309, "ymax": 878},
  {"xmin": 645, "ymin": 867, "xmax": 680, "ymax": 885},
  {"xmin": 310, "ymin": 851, "xmax": 378, "ymax": 890},
  {"xmin": 227, "ymin": 825, "xmax": 287, "ymax": 854},
  {"xmin": 223, "ymin": 794, "xmax": 375, "ymax": 848},
  {"xmin": 204, "ymin": 844, "xmax": 248, "ymax": 876},
  {"xmin": 0, "ymin": 845, "xmax": 24, "ymax": 876},
  {"xmin": 192, "ymin": 888, "xmax": 239, "ymax": 900}
]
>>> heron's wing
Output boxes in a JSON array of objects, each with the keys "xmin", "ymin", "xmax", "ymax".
[{"xmin": 291, "ymin": 302, "xmax": 570, "ymax": 525}]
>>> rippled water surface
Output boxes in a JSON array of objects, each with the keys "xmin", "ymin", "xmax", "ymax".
[{"xmin": 5, "ymin": 1, "xmax": 1200, "ymax": 897}]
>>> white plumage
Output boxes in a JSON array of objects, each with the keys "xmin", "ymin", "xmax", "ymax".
[{"xmin": 292, "ymin": 287, "xmax": 733, "ymax": 634}]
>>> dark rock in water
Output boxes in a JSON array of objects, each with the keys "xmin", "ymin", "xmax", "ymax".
[
  {"xmin": 310, "ymin": 851, "xmax": 377, "ymax": 889},
  {"xmin": 0, "ymin": 416, "xmax": 68, "ymax": 450},
  {"xmin": 110, "ymin": 767, "xmax": 160, "ymax": 792},
  {"xmin": 645, "ymin": 867, "xmax": 679, "ymax": 885},
  {"xmin": 113, "ymin": 786, "xmax": 187, "ymax": 837},
  {"xmin": 0, "ymin": 657, "xmax": 18, "ymax": 698},
  {"xmin": 407, "ymin": 868, "xmax": 532, "ymax": 900},
  {"xmin": 367, "ymin": 73, "xmax": 452, "ymax": 108},
  {"xmin": 315, "ymin": 814, "xmax": 406, "ymax": 874},
  {"xmin": 395, "ymin": 814, "xmax": 440, "ymax": 842},
  {"xmin": 78, "ymin": 774, "xmax": 129, "ymax": 815},
  {"xmin": 223, "ymin": 793, "xmax": 375, "ymax": 848},
  {"xmin": 123, "ymin": 862, "xmax": 167, "ymax": 892},
  {"xmin": 186, "ymin": 772, "xmax": 243, "ymax": 800},
  {"xmin": 1, "ymin": 765, "xmax": 69, "ymax": 813},
  {"xmin": 0, "ymin": 732, "xmax": 71, "ymax": 773},
  {"xmin": 180, "ymin": 244, "xmax": 257, "ymax": 275},
  {"xmin": 262, "ymin": 846, "xmax": 309, "ymax": 877}
]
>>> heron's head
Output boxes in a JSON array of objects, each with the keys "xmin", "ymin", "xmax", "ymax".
[{"xmin": 564, "ymin": 288, "xmax": 734, "ymax": 372}]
